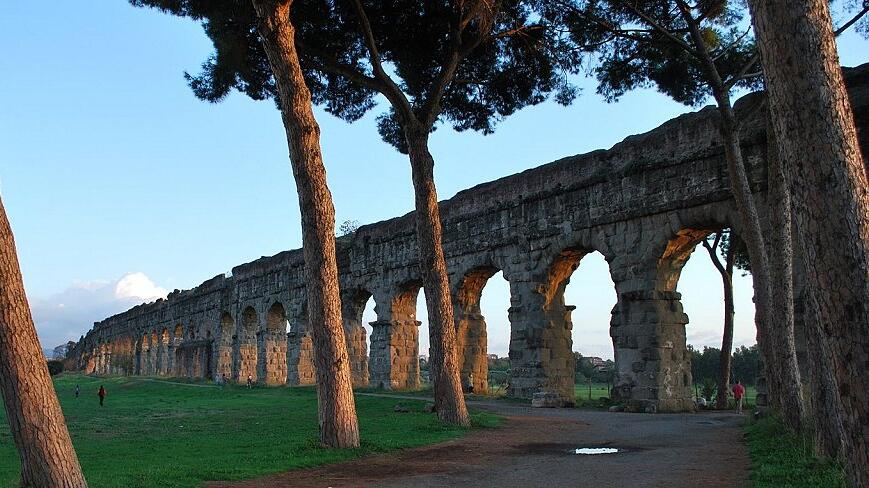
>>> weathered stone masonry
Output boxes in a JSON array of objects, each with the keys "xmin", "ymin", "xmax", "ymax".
[{"xmin": 69, "ymin": 65, "xmax": 869, "ymax": 412}]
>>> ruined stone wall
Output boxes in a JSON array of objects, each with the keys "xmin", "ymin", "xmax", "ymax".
[{"xmin": 70, "ymin": 65, "xmax": 869, "ymax": 412}]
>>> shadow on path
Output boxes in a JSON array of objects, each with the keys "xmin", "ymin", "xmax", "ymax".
[{"xmin": 206, "ymin": 400, "xmax": 750, "ymax": 488}]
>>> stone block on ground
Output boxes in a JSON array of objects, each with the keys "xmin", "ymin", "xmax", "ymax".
[{"xmin": 532, "ymin": 391, "xmax": 562, "ymax": 408}]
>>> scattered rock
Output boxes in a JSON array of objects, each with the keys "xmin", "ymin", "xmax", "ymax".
[
  {"xmin": 532, "ymin": 392, "xmax": 562, "ymax": 408},
  {"xmin": 423, "ymin": 402, "xmax": 436, "ymax": 413},
  {"xmin": 394, "ymin": 404, "xmax": 410, "ymax": 413},
  {"xmin": 608, "ymin": 405, "xmax": 624, "ymax": 413}
]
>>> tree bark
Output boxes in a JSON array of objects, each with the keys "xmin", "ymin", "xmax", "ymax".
[
  {"xmin": 703, "ymin": 233, "xmax": 735, "ymax": 410},
  {"xmin": 0, "ymin": 197, "xmax": 88, "ymax": 488},
  {"xmin": 250, "ymin": 0, "xmax": 360, "ymax": 448},
  {"xmin": 801, "ymin": 270, "xmax": 846, "ymax": 460},
  {"xmin": 405, "ymin": 126, "xmax": 470, "ymax": 427},
  {"xmin": 748, "ymin": 0, "xmax": 869, "ymax": 484},
  {"xmin": 765, "ymin": 112, "xmax": 806, "ymax": 431}
]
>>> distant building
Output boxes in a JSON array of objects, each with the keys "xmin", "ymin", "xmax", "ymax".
[
  {"xmin": 487, "ymin": 354, "xmax": 499, "ymax": 361},
  {"xmin": 584, "ymin": 356, "xmax": 608, "ymax": 371}
]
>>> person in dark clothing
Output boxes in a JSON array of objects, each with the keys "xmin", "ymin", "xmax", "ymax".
[
  {"xmin": 98, "ymin": 385, "xmax": 106, "ymax": 407},
  {"xmin": 74, "ymin": 384, "xmax": 80, "ymax": 399}
]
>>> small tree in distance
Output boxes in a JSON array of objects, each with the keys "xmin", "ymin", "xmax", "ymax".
[{"xmin": 338, "ymin": 219, "xmax": 360, "ymax": 236}]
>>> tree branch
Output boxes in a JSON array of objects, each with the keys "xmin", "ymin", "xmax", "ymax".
[
  {"xmin": 620, "ymin": 0, "xmax": 699, "ymax": 56},
  {"xmin": 348, "ymin": 0, "xmax": 415, "ymax": 121},
  {"xmin": 675, "ymin": 0, "xmax": 727, "ymax": 96},
  {"xmin": 297, "ymin": 41, "xmax": 385, "ymax": 93},
  {"xmin": 835, "ymin": 3, "xmax": 869, "ymax": 36},
  {"xmin": 723, "ymin": 52, "xmax": 760, "ymax": 91},
  {"xmin": 419, "ymin": 0, "xmax": 498, "ymax": 128},
  {"xmin": 712, "ymin": 26, "xmax": 752, "ymax": 62},
  {"xmin": 550, "ymin": 0, "xmax": 660, "ymax": 46},
  {"xmin": 702, "ymin": 231, "xmax": 729, "ymax": 278}
]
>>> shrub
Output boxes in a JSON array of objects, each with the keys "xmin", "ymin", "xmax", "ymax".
[
  {"xmin": 47, "ymin": 360, "xmax": 64, "ymax": 376},
  {"xmin": 701, "ymin": 377, "xmax": 717, "ymax": 401}
]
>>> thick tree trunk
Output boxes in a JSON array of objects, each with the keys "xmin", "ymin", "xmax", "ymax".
[
  {"xmin": 705, "ymin": 236, "xmax": 735, "ymax": 410},
  {"xmin": 0, "ymin": 197, "xmax": 88, "ymax": 488},
  {"xmin": 765, "ymin": 114, "xmax": 806, "ymax": 431},
  {"xmin": 748, "ymin": 0, "xmax": 869, "ymax": 483},
  {"xmin": 251, "ymin": 0, "xmax": 359, "ymax": 448},
  {"xmin": 404, "ymin": 127, "xmax": 470, "ymax": 427},
  {"xmin": 712, "ymin": 94, "xmax": 781, "ymax": 412}
]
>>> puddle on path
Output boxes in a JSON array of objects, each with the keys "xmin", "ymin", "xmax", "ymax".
[{"xmin": 572, "ymin": 447, "xmax": 619, "ymax": 455}]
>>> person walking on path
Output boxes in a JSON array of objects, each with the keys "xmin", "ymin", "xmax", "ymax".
[
  {"xmin": 74, "ymin": 384, "xmax": 80, "ymax": 399},
  {"xmin": 98, "ymin": 385, "xmax": 106, "ymax": 407},
  {"xmin": 246, "ymin": 374, "xmax": 253, "ymax": 389},
  {"xmin": 731, "ymin": 381, "xmax": 745, "ymax": 414}
]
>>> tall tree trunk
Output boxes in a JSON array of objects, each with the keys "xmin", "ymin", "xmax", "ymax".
[
  {"xmin": 405, "ymin": 126, "xmax": 470, "ymax": 427},
  {"xmin": 704, "ymin": 233, "xmax": 736, "ymax": 410},
  {"xmin": 748, "ymin": 0, "xmax": 869, "ymax": 483},
  {"xmin": 711, "ymin": 92, "xmax": 782, "ymax": 413},
  {"xmin": 251, "ymin": 0, "xmax": 360, "ymax": 448},
  {"xmin": 681, "ymin": 9, "xmax": 804, "ymax": 429},
  {"xmin": 765, "ymin": 112, "xmax": 806, "ymax": 431},
  {"xmin": 0, "ymin": 197, "xmax": 88, "ymax": 488}
]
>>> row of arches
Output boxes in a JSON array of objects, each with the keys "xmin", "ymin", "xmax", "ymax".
[
  {"xmin": 83, "ymin": 217, "xmax": 756, "ymax": 411},
  {"xmin": 339, "ymin": 249, "xmax": 619, "ymax": 395}
]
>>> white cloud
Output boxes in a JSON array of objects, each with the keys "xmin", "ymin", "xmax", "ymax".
[
  {"xmin": 114, "ymin": 272, "xmax": 168, "ymax": 301},
  {"xmin": 29, "ymin": 273, "xmax": 167, "ymax": 349}
]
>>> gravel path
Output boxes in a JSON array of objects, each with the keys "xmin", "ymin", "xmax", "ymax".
[{"xmin": 207, "ymin": 399, "xmax": 750, "ymax": 488}]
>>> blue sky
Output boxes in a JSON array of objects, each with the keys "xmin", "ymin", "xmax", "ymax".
[{"xmin": 1, "ymin": 1, "xmax": 866, "ymax": 358}]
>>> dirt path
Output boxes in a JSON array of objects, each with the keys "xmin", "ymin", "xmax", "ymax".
[{"xmin": 206, "ymin": 401, "xmax": 750, "ymax": 488}]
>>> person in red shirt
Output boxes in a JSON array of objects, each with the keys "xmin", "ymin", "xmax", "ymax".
[
  {"xmin": 98, "ymin": 385, "xmax": 106, "ymax": 407},
  {"xmin": 732, "ymin": 380, "xmax": 746, "ymax": 414}
]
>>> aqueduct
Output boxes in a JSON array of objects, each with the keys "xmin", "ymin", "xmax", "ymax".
[{"xmin": 69, "ymin": 65, "xmax": 869, "ymax": 412}]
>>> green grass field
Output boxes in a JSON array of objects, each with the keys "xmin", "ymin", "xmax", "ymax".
[
  {"xmin": 0, "ymin": 374, "xmax": 499, "ymax": 488},
  {"xmin": 745, "ymin": 416, "xmax": 846, "ymax": 487},
  {"xmin": 573, "ymin": 384, "xmax": 611, "ymax": 401}
]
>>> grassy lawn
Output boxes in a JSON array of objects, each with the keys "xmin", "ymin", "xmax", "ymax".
[
  {"xmin": 745, "ymin": 416, "xmax": 845, "ymax": 487},
  {"xmin": 691, "ymin": 385, "xmax": 759, "ymax": 409},
  {"xmin": 573, "ymin": 384, "xmax": 611, "ymax": 401},
  {"xmin": 0, "ymin": 374, "xmax": 499, "ymax": 488}
]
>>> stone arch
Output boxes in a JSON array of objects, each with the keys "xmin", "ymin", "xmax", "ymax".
[
  {"xmin": 156, "ymin": 328, "xmax": 169, "ymax": 375},
  {"xmin": 259, "ymin": 301, "xmax": 288, "ymax": 385},
  {"xmin": 454, "ymin": 265, "xmax": 501, "ymax": 394},
  {"xmin": 538, "ymin": 246, "xmax": 612, "ymax": 403},
  {"xmin": 215, "ymin": 312, "xmax": 233, "ymax": 380},
  {"xmin": 139, "ymin": 331, "xmax": 155, "ymax": 376},
  {"xmin": 172, "ymin": 324, "xmax": 185, "ymax": 377},
  {"xmin": 342, "ymin": 289, "xmax": 373, "ymax": 387},
  {"xmin": 234, "ymin": 306, "xmax": 258, "ymax": 383},
  {"xmin": 286, "ymin": 300, "xmax": 316, "ymax": 386},
  {"xmin": 546, "ymin": 248, "xmax": 620, "ymax": 402},
  {"xmin": 369, "ymin": 281, "xmax": 422, "ymax": 390},
  {"xmin": 113, "ymin": 336, "xmax": 134, "ymax": 375},
  {"xmin": 135, "ymin": 335, "xmax": 145, "ymax": 375},
  {"xmin": 657, "ymin": 228, "xmax": 720, "ymax": 292}
]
